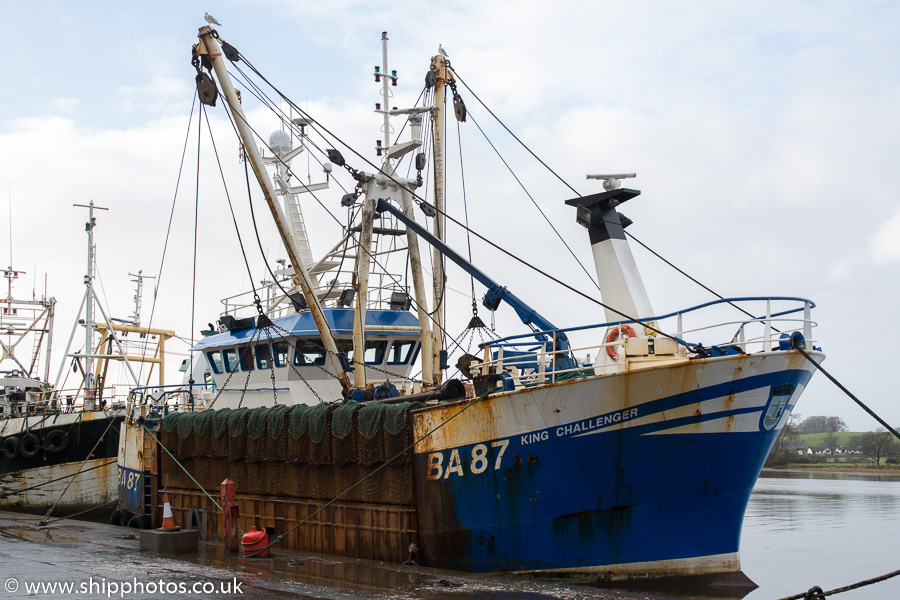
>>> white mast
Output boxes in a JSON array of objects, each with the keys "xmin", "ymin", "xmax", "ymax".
[
  {"xmin": 79, "ymin": 201, "xmax": 103, "ymax": 400},
  {"xmin": 54, "ymin": 202, "xmax": 141, "ymax": 405},
  {"xmin": 366, "ymin": 33, "xmax": 436, "ymax": 387}
]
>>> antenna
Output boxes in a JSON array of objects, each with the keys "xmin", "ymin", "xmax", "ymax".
[
  {"xmin": 586, "ymin": 173, "xmax": 637, "ymax": 191},
  {"xmin": 7, "ymin": 183, "xmax": 12, "ymax": 269},
  {"xmin": 129, "ymin": 270, "xmax": 156, "ymax": 325}
]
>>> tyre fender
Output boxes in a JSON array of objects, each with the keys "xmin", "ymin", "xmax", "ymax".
[
  {"xmin": 2, "ymin": 436, "xmax": 19, "ymax": 460},
  {"xmin": 18, "ymin": 433, "xmax": 41, "ymax": 459},
  {"xmin": 45, "ymin": 429, "xmax": 69, "ymax": 453}
]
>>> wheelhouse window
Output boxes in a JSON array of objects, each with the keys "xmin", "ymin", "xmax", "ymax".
[
  {"xmin": 294, "ymin": 339, "xmax": 326, "ymax": 365},
  {"xmin": 206, "ymin": 351, "xmax": 224, "ymax": 375},
  {"xmin": 273, "ymin": 341, "xmax": 289, "ymax": 367},
  {"xmin": 256, "ymin": 344, "xmax": 272, "ymax": 369},
  {"xmin": 239, "ymin": 346, "xmax": 254, "ymax": 371},
  {"xmin": 387, "ymin": 340, "xmax": 417, "ymax": 364},
  {"xmin": 337, "ymin": 339, "xmax": 387, "ymax": 365},
  {"xmin": 223, "ymin": 348, "xmax": 239, "ymax": 373}
]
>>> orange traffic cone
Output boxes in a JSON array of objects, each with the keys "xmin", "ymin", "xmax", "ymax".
[{"xmin": 158, "ymin": 492, "xmax": 180, "ymax": 532}]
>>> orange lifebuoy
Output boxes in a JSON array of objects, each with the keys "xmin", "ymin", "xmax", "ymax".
[{"xmin": 606, "ymin": 325, "xmax": 637, "ymax": 360}]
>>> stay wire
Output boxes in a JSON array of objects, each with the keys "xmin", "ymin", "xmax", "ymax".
[
  {"xmin": 191, "ymin": 104, "xmax": 202, "ymax": 362},
  {"xmin": 142, "ymin": 91, "xmax": 198, "ymax": 380},
  {"xmin": 227, "ymin": 64, "xmax": 353, "ymax": 196},
  {"xmin": 38, "ymin": 411, "xmax": 120, "ymax": 524},
  {"xmin": 215, "ymin": 77, "xmax": 348, "ymax": 233},
  {"xmin": 449, "ymin": 64, "xmax": 767, "ymax": 329},
  {"xmin": 456, "ymin": 120, "xmax": 476, "ymax": 304},
  {"xmin": 216, "ymin": 87, "xmax": 465, "ymax": 357},
  {"xmin": 626, "ymin": 230, "xmax": 765, "ymax": 325},
  {"xmin": 466, "ymin": 110, "xmax": 600, "ymax": 292},
  {"xmin": 448, "ymin": 65, "xmax": 581, "ymax": 198},
  {"xmin": 222, "ymin": 46, "xmax": 614, "ymax": 355},
  {"xmin": 204, "ymin": 104, "xmax": 259, "ymax": 297},
  {"xmin": 232, "ymin": 48, "xmax": 639, "ymax": 340},
  {"xmin": 0, "ymin": 458, "xmax": 117, "ymax": 500},
  {"xmin": 777, "ymin": 570, "xmax": 900, "ymax": 600},
  {"xmin": 234, "ymin": 48, "xmax": 432, "ymax": 202},
  {"xmin": 794, "ymin": 342, "xmax": 900, "ymax": 441}
]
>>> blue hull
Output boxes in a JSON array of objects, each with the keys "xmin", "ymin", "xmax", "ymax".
[{"xmin": 412, "ymin": 356, "xmax": 814, "ymax": 575}]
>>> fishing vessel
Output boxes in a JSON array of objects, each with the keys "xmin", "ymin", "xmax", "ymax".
[
  {"xmin": 1, "ymin": 204, "xmax": 172, "ymax": 519},
  {"xmin": 115, "ymin": 23, "xmax": 823, "ymax": 581}
]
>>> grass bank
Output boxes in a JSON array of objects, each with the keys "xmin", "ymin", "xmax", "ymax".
[{"xmin": 764, "ymin": 463, "xmax": 900, "ymax": 474}]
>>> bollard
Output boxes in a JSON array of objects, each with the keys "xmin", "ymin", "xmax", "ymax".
[{"xmin": 221, "ymin": 479, "xmax": 240, "ymax": 552}]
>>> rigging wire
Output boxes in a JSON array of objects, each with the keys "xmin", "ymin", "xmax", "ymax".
[
  {"xmin": 210, "ymin": 70, "xmax": 467, "ymax": 357},
  {"xmin": 231, "ymin": 48, "xmax": 628, "ymax": 335},
  {"xmin": 190, "ymin": 104, "xmax": 203, "ymax": 371},
  {"xmin": 139, "ymin": 92, "xmax": 199, "ymax": 383},
  {"xmin": 449, "ymin": 63, "xmax": 771, "ymax": 325},
  {"xmin": 625, "ymin": 230, "xmax": 765, "ymax": 324},
  {"xmin": 466, "ymin": 110, "xmax": 602, "ymax": 292},
  {"xmin": 216, "ymin": 46, "xmax": 682, "ymax": 356},
  {"xmin": 203, "ymin": 105, "xmax": 259, "ymax": 299},
  {"xmin": 227, "ymin": 65, "xmax": 353, "ymax": 196},
  {"xmin": 448, "ymin": 66, "xmax": 580, "ymax": 198},
  {"xmin": 456, "ymin": 120, "xmax": 476, "ymax": 305}
]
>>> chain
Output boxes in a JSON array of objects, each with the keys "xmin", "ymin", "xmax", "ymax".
[
  {"xmin": 236, "ymin": 326, "xmax": 264, "ymax": 409},
  {"xmin": 261, "ymin": 326, "xmax": 278, "ymax": 405},
  {"xmin": 266, "ymin": 319, "xmax": 430, "ymax": 387}
]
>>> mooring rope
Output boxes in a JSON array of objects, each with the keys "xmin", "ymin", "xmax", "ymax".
[
  {"xmin": 37, "ymin": 412, "xmax": 120, "ymax": 525},
  {"xmin": 243, "ymin": 388, "xmax": 493, "ymax": 557},
  {"xmin": 782, "ymin": 339, "xmax": 900, "ymax": 598},
  {"xmin": 39, "ymin": 499, "xmax": 118, "ymax": 527},
  {"xmin": 777, "ymin": 569, "xmax": 900, "ymax": 600},
  {"xmin": 0, "ymin": 458, "xmax": 117, "ymax": 499},
  {"xmin": 141, "ymin": 425, "xmax": 226, "ymax": 515},
  {"xmin": 793, "ymin": 340, "xmax": 900, "ymax": 441}
]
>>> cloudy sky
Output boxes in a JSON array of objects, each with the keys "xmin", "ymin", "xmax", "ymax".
[{"xmin": 1, "ymin": 1, "xmax": 898, "ymax": 431}]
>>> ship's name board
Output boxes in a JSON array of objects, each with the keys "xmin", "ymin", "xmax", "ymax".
[
  {"xmin": 539, "ymin": 407, "xmax": 639, "ymax": 442},
  {"xmin": 424, "ymin": 407, "xmax": 639, "ymax": 482}
]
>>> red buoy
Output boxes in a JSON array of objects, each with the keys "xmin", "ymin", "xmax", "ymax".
[{"xmin": 241, "ymin": 526, "xmax": 270, "ymax": 558}]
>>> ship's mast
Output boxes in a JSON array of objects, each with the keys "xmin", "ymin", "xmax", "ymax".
[
  {"xmin": 361, "ymin": 33, "xmax": 436, "ymax": 387},
  {"xmin": 430, "ymin": 54, "xmax": 450, "ymax": 384},
  {"xmin": 196, "ymin": 26, "xmax": 352, "ymax": 394},
  {"xmin": 53, "ymin": 202, "xmax": 141, "ymax": 405},
  {"xmin": 79, "ymin": 200, "xmax": 104, "ymax": 399}
]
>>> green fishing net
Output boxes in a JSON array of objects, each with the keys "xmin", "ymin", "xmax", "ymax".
[
  {"xmin": 161, "ymin": 411, "xmax": 182, "ymax": 432},
  {"xmin": 268, "ymin": 404, "xmax": 290, "ymax": 439},
  {"xmin": 358, "ymin": 403, "xmax": 386, "ymax": 440},
  {"xmin": 212, "ymin": 408, "xmax": 233, "ymax": 438},
  {"xmin": 176, "ymin": 412, "xmax": 196, "ymax": 439},
  {"xmin": 309, "ymin": 403, "xmax": 332, "ymax": 444},
  {"xmin": 385, "ymin": 401, "xmax": 422, "ymax": 435},
  {"xmin": 332, "ymin": 402, "xmax": 358, "ymax": 440},
  {"xmin": 247, "ymin": 407, "xmax": 271, "ymax": 440},
  {"xmin": 228, "ymin": 407, "xmax": 250, "ymax": 437},
  {"xmin": 288, "ymin": 405, "xmax": 310, "ymax": 439},
  {"xmin": 192, "ymin": 410, "xmax": 215, "ymax": 436}
]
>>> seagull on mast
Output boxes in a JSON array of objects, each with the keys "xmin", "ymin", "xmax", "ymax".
[
  {"xmin": 204, "ymin": 12, "xmax": 222, "ymax": 26},
  {"xmin": 438, "ymin": 44, "xmax": 449, "ymax": 58}
]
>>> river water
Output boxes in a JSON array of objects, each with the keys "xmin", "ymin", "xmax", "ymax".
[
  {"xmin": 730, "ymin": 470, "xmax": 900, "ymax": 600},
  {"xmin": 3, "ymin": 470, "xmax": 897, "ymax": 600}
]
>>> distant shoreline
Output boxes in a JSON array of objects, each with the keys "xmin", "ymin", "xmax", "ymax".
[{"xmin": 763, "ymin": 465, "xmax": 900, "ymax": 477}]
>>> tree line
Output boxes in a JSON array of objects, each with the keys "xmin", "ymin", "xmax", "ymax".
[{"xmin": 768, "ymin": 414, "xmax": 900, "ymax": 467}]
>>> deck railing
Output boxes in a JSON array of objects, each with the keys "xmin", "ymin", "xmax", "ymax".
[{"xmin": 475, "ymin": 297, "xmax": 817, "ymax": 388}]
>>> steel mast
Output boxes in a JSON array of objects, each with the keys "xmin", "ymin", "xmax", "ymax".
[{"xmin": 196, "ymin": 26, "xmax": 352, "ymax": 394}]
